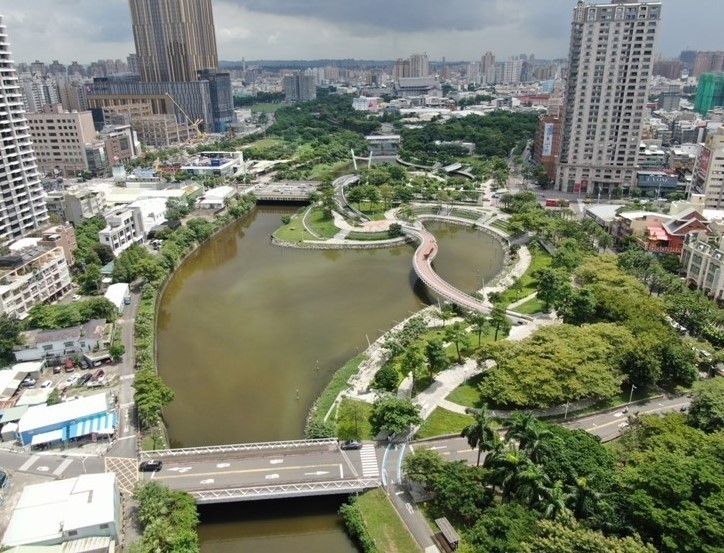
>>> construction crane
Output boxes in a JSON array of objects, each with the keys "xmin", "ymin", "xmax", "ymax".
[{"xmin": 164, "ymin": 93, "xmax": 204, "ymax": 137}]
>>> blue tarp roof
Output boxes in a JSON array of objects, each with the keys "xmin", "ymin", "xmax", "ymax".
[{"xmin": 67, "ymin": 412, "xmax": 117, "ymax": 439}]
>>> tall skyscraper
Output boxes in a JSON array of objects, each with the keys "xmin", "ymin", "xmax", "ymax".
[
  {"xmin": 556, "ymin": 1, "xmax": 661, "ymax": 194},
  {"xmin": 409, "ymin": 53, "xmax": 429, "ymax": 78},
  {"xmin": 0, "ymin": 16, "xmax": 49, "ymax": 244},
  {"xmin": 694, "ymin": 73, "xmax": 724, "ymax": 115},
  {"xmin": 128, "ymin": 0, "xmax": 219, "ymax": 83},
  {"xmin": 481, "ymin": 51, "xmax": 495, "ymax": 84}
]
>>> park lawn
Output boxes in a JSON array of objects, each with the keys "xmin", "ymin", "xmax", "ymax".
[
  {"xmin": 336, "ymin": 398, "xmax": 374, "ymax": 440},
  {"xmin": 312, "ymin": 355, "xmax": 367, "ymax": 426},
  {"xmin": 243, "ymin": 137, "xmax": 282, "ymax": 149},
  {"xmin": 512, "ymin": 296, "xmax": 546, "ymax": 315},
  {"xmin": 307, "ymin": 208, "xmax": 341, "ymax": 239},
  {"xmin": 497, "ymin": 246, "xmax": 552, "ymax": 306},
  {"xmin": 273, "ymin": 210, "xmax": 316, "ymax": 242},
  {"xmin": 250, "ymin": 103, "xmax": 282, "ymax": 113},
  {"xmin": 445, "ymin": 372, "xmax": 485, "ymax": 409},
  {"xmin": 416, "ymin": 407, "xmax": 474, "ymax": 439},
  {"xmin": 357, "ymin": 489, "xmax": 420, "ymax": 553},
  {"xmin": 346, "ymin": 230, "xmax": 392, "ymax": 241},
  {"xmin": 490, "ymin": 219, "xmax": 510, "ymax": 232}
]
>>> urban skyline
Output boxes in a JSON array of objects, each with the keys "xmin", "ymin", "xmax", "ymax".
[{"xmin": 2, "ymin": 0, "xmax": 722, "ymax": 64}]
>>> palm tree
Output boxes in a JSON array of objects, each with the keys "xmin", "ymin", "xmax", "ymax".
[
  {"xmin": 503, "ymin": 412, "xmax": 552, "ymax": 463},
  {"xmin": 536, "ymin": 480, "xmax": 573, "ymax": 521},
  {"xmin": 460, "ymin": 405, "xmax": 499, "ymax": 467},
  {"xmin": 567, "ymin": 476, "xmax": 602, "ymax": 520},
  {"xmin": 485, "ymin": 442, "xmax": 529, "ymax": 501},
  {"xmin": 514, "ymin": 461, "xmax": 550, "ymax": 507}
]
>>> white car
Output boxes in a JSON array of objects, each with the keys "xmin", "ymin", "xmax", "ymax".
[
  {"xmin": 64, "ymin": 375, "xmax": 80, "ymax": 387},
  {"xmin": 72, "ymin": 294, "xmax": 82, "ymax": 302},
  {"xmin": 40, "ymin": 380, "xmax": 53, "ymax": 389}
]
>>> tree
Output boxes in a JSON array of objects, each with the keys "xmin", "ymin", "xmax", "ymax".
[
  {"xmin": 109, "ymin": 343, "xmax": 125, "ymax": 359},
  {"xmin": 379, "ymin": 183, "xmax": 394, "ymax": 210},
  {"xmin": 0, "ymin": 314, "xmax": 22, "ymax": 364},
  {"xmin": 133, "ymin": 370, "xmax": 175, "ymax": 430},
  {"xmin": 425, "ymin": 339, "xmax": 449, "ymax": 376},
  {"xmin": 490, "ymin": 306, "xmax": 511, "ymax": 341},
  {"xmin": 444, "ymin": 322, "xmax": 469, "ymax": 363},
  {"xmin": 466, "ymin": 502, "xmax": 540, "ymax": 553},
  {"xmin": 133, "ymin": 481, "xmax": 199, "ymax": 553},
  {"xmin": 368, "ymin": 396, "xmax": 421, "ymax": 437},
  {"xmin": 534, "ymin": 268, "xmax": 571, "ymax": 311},
  {"xmin": 47, "ymin": 389, "xmax": 62, "ymax": 406},
  {"xmin": 346, "ymin": 185, "xmax": 365, "ymax": 210},
  {"xmin": 688, "ymin": 378, "xmax": 724, "ymax": 433},
  {"xmin": 79, "ymin": 263, "xmax": 102, "ymax": 295},
  {"xmin": 521, "ymin": 520, "xmax": 656, "ymax": 553},
  {"xmin": 371, "ymin": 363, "xmax": 399, "ymax": 392},
  {"xmin": 461, "ymin": 405, "xmax": 500, "ymax": 466},
  {"xmin": 467, "ymin": 312, "xmax": 489, "ymax": 346},
  {"xmin": 480, "ymin": 323, "xmax": 633, "ymax": 409},
  {"xmin": 401, "ymin": 344, "xmax": 426, "ymax": 390},
  {"xmin": 504, "ymin": 412, "xmax": 552, "ymax": 463},
  {"xmin": 336, "ymin": 399, "xmax": 368, "ymax": 440}
]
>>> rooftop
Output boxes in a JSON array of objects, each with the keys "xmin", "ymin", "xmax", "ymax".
[{"xmin": 17, "ymin": 393, "xmax": 109, "ymax": 434}]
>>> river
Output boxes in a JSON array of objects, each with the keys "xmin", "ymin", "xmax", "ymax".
[{"xmin": 156, "ymin": 205, "xmax": 503, "ymax": 551}]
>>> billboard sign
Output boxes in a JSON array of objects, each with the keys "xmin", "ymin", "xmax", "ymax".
[{"xmin": 542, "ymin": 123, "xmax": 555, "ymax": 157}]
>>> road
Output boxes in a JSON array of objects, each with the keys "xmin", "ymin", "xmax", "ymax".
[
  {"xmin": 0, "ymin": 449, "xmax": 104, "ymax": 480},
  {"xmin": 144, "ymin": 445, "xmax": 379, "ymax": 495},
  {"xmin": 563, "ymin": 395, "xmax": 690, "ymax": 440},
  {"xmin": 107, "ymin": 287, "xmax": 140, "ymax": 459}
]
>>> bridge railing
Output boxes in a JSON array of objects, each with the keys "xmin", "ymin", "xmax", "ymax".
[
  {"xmin": 190, "ymin": 478, "xmax": 381, "ymax": 504},
  {"xmin": 139, "ymin": 438, "xmax": 338, "ymax": 459}
]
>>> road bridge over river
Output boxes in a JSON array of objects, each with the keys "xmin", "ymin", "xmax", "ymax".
[{"xmin": 139, "ymin": 438, "xmax": 380, "ymax": 504}]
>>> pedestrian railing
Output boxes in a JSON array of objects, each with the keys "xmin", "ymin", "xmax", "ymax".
[{"xmin": 190, "ymin": 478, "xmax": 381, "ymax": 503}]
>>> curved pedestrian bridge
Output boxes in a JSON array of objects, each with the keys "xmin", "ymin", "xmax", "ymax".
[{"xmin": 403, "ymin": 224, "xmax": 492, "ymax": 313}]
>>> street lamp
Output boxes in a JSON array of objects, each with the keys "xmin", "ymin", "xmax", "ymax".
[{"xmin": 628, "ymin": 383, "xmax": 637, "ymax": 404}]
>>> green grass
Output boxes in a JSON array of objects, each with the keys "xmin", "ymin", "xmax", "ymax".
[
  {"xmin": 273, "ymin": 209, "xmax": 316, "ymax": 242},
  {"xmin": 311, "ymin": 355, "xmax": 367, "ymax": 426},
  {"xmin": 416, "ymin": 407, "xmax": 474, "ymax": 439},
  {"xmin": 497, "ymin": 246, "xmax": 552, "ymax": 306},
  {"xmin": 449, "ymin": 208, "xmax": 481, "ymax": 221},
  {"xmin": 356, "ymin": 489, "xmax": 420, "ymax": 553},
  {"xmin": 250, "ymin": 103, "xmax": 282, "ymax": 113},
  {"xmin": 511, "ymin": 296, "xmax": 545, "ymax": 315},
  {"xmin": 346, "ymin": 230, "xmax": 393, "ymax": 241},
  {"xmin": 309, "ymin": 160, "xmax": 355, "ymax": 181},
  {"xmin": 445, "ymin": 372, "xmax": 485, "ymax": 408},
  {"xmin": 490, "ymin": 219, "xmax": 510, "ymax": 232},
  {"xmin": 243, "ymin": 137, "xmax": 282, "ymax": 149},
  {"xmin": 336, "ymin": 398, "xmax": 373, "ymax": 440},
  {"xmin": 306, "ymin": 208, "xmax": 341, "ymax": 239}
]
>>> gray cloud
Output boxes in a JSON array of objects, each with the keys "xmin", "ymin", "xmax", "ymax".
[
  {"xmin": 0, "ymin": 0, "xmax": 722, "ymax": 63},
  {"xmin": 222, "ymin": 0, "xmax": 515, "ymax": 32}
]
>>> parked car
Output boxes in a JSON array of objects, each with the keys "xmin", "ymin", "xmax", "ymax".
[
  {"xmin": 40, "ymin": 380, "xmax": 53, "ymax": 389},
  {"xmin": 72, "ymin": 294, "xmax": 82, "ymax": 302},
  {"xmin": 340, "ymin": 440, "xmax": 363, "ymax": 451},
  {"xmin": 65, "ymin": 374, "xmax": 80, "ymax": 387},
  {"xmin": 139, "ymin": 460, "xmax": 163, "ymax": 472},
  {"xmin": 78, "ymin": 373, "xmax": 92, "ymax": 386},
  {"xmin": 20, "ymin": 377, "xmax": 36, "ymax": 387}
]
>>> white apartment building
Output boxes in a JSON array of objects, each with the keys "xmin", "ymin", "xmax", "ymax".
[
  {"xmin": 0, "ymin": 245, "xmax": 71, "ymax": 319},
  {"xmin": 557, "ymin": 1, "xmax": 662, "ymax": 194},
  {"xmin": 26, "ymin": 103, "xmax": 99, "ymax": 178},
  {"xmin": 690, "ymin": 128, "xmax": 724, "ymax": 208},
  {"xmin": 409, "ymin": 53, "xmax": 429, "ymax": 78},
  {"xmin": 98, "ymin": 205, "xmax": 144, "ymax": 256},
  {"xmin": 44, "ymin": 188, "xmax": 106, "ymax": 226},
  {"xmin": 0, "ymin": 17, "xmax": 49, "ymax": 244},
  {"xmin": 681, "ymin": 234, "xmax": 724, "ymax": 301}
]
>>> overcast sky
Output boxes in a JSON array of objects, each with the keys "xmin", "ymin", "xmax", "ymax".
[{"xmin": 2, "ymin": 0, "xmax": 722, "ymax": 65}]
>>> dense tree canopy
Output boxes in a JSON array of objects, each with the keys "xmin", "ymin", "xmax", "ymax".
[{"xmin": 480, "ymin": 323, "xmax": 633, "ymax": 408}]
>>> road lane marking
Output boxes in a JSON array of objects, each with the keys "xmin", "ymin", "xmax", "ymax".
[
  {"xmin": 156, "ymin": 463, "xmax": 342, "ymax": 480},
  {"xmin": 265, "ymin": 474, "xmax": 279, "ymax": 480},
  {"xmin": 200, "ymin": 479, "xmax": 214, "ymax": 484},
  {"xmin": 36, "ymin": 466, "xmax": 49, "ymax": 472},
  {"xmin": 427, "ymin": 446, "xmax": 448, "ymax": 451},
  {"xmin": 216, "ymin": 463, "xmax": 230, "ymax": 468},
  {"xmin": 19, "ymin": 455, "xmax": 40, "ymax": 472},
  {"xmin": 270, "ymin": 459, "xmax": 283, "ymax": 464},
  {"xmin": 53, "ymin": 458, "xmax": 74, "ymax": 476},
  {"xmin": 304, "ymin": 471, "xmax": 330, "ymax": 476},
  {"xmin": 166, "ymin": 467, "xmax": 192, "ymax": 473},
  {"xmin": 405, "ymin": 502, "xmax": 414, "ymax": 514},
  {"xmin": 589, "ymin": 403, "xmax": 689, "ymax": 431},
  {"xmin": 409, "ymin": 446, "xmax": 414, "ymax": 455},
  {"xmin": 340, "ymin": 464, "xmax": 343, "ymax": 479}
]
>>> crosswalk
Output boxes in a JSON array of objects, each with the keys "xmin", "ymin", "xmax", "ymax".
[{"xmin": 359, "ymin": 444, "xmax": 379, "ymax": 478}]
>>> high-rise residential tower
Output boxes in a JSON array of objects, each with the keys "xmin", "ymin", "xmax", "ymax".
[
  {"xmin": 128, "ymin": 0, "xmax": 219, "ymax": 83},
  {"xmin": 0, "ymin": 16, "xmax": 49, "ymax": 244},
  {"xmin": 556, "ymin": 1, "xmax": 661, "ymax": 194}
]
